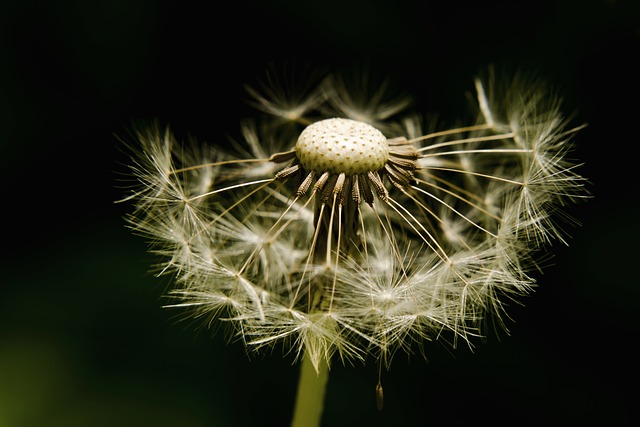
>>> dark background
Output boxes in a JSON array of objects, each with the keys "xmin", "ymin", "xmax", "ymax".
[{"xmin": 1, "ymin": 0, "xmax": 639, "ymax": 425}]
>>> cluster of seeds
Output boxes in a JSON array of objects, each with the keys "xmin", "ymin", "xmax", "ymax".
[{"xmin": 123, "ymin": 71, "xmax": 587, "ymax": 374}]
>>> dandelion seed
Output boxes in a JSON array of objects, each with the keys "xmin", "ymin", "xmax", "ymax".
[
  {"xmin": 376, "ymin": 381, "xmax": 384, "ymax": 411},
  {"xmin": 120, "ymin": 68, "xmax": 588, "ymax": 426}
]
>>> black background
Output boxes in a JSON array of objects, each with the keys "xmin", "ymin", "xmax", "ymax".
[{"xmin": 1, "ymin": 0, "xmax": 639, "ymax": 426}]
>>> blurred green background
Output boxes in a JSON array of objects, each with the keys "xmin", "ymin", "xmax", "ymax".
[{"xmin": 1, "ymin": 0, "xmax": 638, "ymax": 425}]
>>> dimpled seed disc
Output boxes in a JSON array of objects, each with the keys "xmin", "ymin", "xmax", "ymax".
[{"xmin": 295, "ymin": 118, "xmax": 389, "ymax": 175}]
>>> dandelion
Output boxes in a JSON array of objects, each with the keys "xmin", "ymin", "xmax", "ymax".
[{"xmin": 120, "ymin": 68, "xmax": 587, "ymax": 426}]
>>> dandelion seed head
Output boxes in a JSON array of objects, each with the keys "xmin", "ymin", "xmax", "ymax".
[{"xmin": 121, "ymin": 67, "xmax": 588, "ymax": 373}]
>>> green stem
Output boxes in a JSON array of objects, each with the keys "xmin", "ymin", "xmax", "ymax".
[{"xmin": 290, "ymin": 355, "xmax": 329, "ymax": 427}]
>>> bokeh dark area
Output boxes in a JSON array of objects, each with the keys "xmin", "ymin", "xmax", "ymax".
[{"xmin": 1, "ymin": 0, "xmax": 638, "ymax": 426}]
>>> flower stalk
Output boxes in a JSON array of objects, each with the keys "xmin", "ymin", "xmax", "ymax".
[{"xmin": 291, "ymin": 355, "xmax": 329, "ymax": 427}]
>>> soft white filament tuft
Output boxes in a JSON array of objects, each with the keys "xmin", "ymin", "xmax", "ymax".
[{"xmin": 122, "ymin": 70, "xmax": 588, "ymax": 372}]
